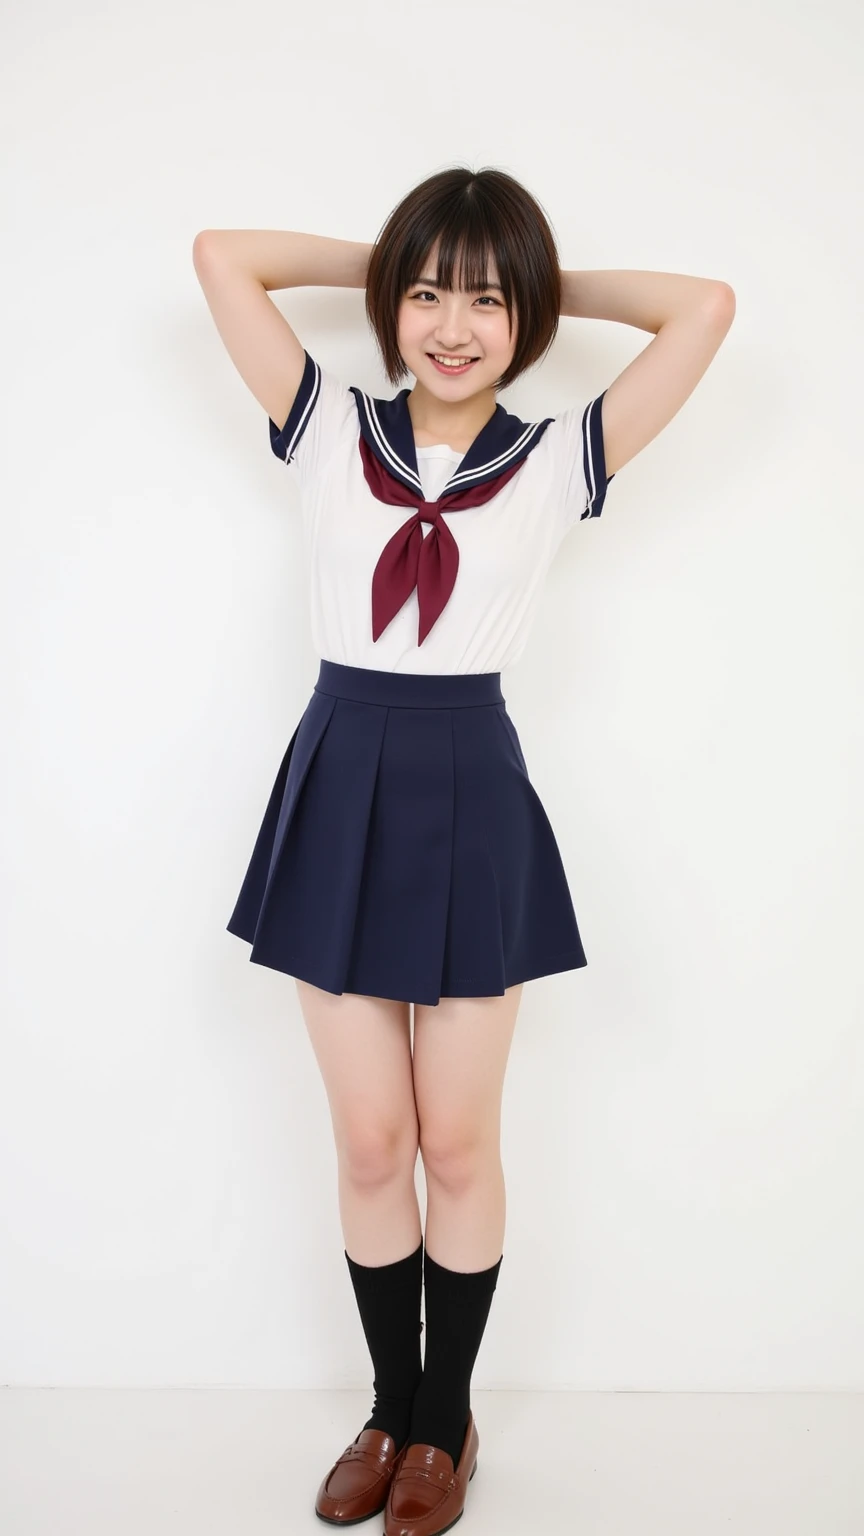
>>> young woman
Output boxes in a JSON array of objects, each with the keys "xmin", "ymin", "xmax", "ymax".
[{"xmin": 192, "ymin": 165, "xmax": 735, "ymax": 1535}]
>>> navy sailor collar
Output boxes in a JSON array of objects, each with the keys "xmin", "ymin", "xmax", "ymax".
[{"xmin": 349, "ymin": 383, "xmax": 554, "ymax": 500}]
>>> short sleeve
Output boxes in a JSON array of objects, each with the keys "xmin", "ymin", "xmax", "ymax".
[
  {"xmin": 543, "ymin": 388, "xmax": 616, "ymax": 537},
  {"xmin": 268, "ymin": 350, "xmax": 356, "ymax": 494}
]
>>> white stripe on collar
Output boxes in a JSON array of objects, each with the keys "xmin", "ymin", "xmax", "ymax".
[
  {"xmin": 443, "ymin": 420, "xmax": 549, "ymax": 490},
  {"xmin": 356, "ymin": 391, "xmax": 423, "ymax": 493}
]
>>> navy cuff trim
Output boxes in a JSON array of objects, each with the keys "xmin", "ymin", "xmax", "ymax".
[
  {"xmin": 580, "ymin": 390, "xmax": 615, "ymax": 520},
  {"xmin": 269, "ymin": 350, "xmax": 321, "ymax": 464}
]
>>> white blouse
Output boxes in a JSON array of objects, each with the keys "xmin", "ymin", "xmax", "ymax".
[
  {"xmin": 269, "ymin": 355, "xmax": 614, "ymax": 675},
  {"xmin": 415, "ymin": 444, "xmax": 465, "ymax": 503}
]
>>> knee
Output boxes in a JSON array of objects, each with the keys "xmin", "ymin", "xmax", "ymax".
[
  {"xmin": 419, "ymin": 1125, "xmax": 496, "ymax": 1191},
  {"xmin": 338, "ymin": 1118, "xmax": 419, "ymax": 1188}
]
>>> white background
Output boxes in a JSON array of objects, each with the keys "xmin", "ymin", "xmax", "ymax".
[{"xmin": 1, "ymin": 0, "xmax": 861, "ymax": 1393}]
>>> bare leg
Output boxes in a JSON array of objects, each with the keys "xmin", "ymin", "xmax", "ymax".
[
  {"xmin": 401, "ymin": 984, "xmax": 523, "ymax": 1465},
  {"xmin": 294, "ymin": 979, "xmax": 421, "ymax": 1264},
  {"xmin": 412, "ymin": 984, "xmax": 524, "ymax": 1271}
]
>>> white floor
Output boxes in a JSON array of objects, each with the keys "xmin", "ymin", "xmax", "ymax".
[{"xmin": 0, "ymin": 1389, "xmax": 861, "ymax": 1534}]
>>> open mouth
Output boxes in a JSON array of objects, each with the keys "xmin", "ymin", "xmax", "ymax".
[{"xmin": 427, "ymin": 354, "xmax": 480, "ymax": 375}]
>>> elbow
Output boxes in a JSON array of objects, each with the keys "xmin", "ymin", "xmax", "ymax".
[{"xmin": 705, "ymin": 281, "xmax": 737, "ymax": 322}]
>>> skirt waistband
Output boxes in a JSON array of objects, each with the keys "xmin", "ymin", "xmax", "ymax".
[{"xmin": 313, "ymin": 659, "xmax": 504, "ymax": 709}]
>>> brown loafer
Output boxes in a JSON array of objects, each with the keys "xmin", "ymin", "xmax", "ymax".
[
  {"xmin": 384, "ymin": 1412, "xmax": 479, "ymax": 1536},
  {"xmin": 315, "ymin": 1428, "xmax": 407, "ymax": 1525}
]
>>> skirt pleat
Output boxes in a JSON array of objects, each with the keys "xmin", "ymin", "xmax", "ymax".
[{"xmin": 226, "ymin": 661, "xmax": 587, "ymax": 1004}]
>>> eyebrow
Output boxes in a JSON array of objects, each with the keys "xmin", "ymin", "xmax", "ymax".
[{"xmin": 415, "ymin": 276, "xmax": 504, "ymax": 292}]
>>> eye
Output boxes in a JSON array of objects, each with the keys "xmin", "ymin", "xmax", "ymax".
[{"xmin": 408, "ymin": 291, "xmax": 500, "ymax": 306}]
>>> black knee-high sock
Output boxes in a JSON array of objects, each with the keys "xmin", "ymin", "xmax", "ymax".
[
  {"xmin": 407, "ymin": 1250, "xmax": 503, "ymax": 1469},
  {"xmin": 345, "ymin": 1241, "xmax": 425, "ymax": 1451}
]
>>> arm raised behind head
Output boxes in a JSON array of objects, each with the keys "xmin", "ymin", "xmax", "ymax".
[{"xmin": 191, "ymin": 230, "xmax": 372, "ymax": 431}]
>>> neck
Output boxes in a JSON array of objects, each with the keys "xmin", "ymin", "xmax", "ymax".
[{"xmin": 406, "ymin": 381, "xmax": 498, "ymax": 448}]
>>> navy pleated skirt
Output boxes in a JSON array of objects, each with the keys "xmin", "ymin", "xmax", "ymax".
[{"xmin": 226, "ymin": 660, "xmax": 588, "ymax": 1004}]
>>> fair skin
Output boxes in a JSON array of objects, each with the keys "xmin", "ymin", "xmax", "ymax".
[
  {"xmin": 295, "ymin": 261, "xmax": 738, "ymax": 1273},
  {"xmin": 296, "ymin": 254, "xmax": 526, "ymax": 1277},
  {"xmin": 191, "ymin": 227, "xmax": 736, "ymax": 488},
  {"xmin": 295, "ymin": 980, "xmax": 523, "ymax": 1272},
  {"xmin": 398, "ymin": 239, "xmax": 518, "ymax": 455},
  {"xmin": 192, "ymin": 225, "xmax": 736, "ymax": 1271}
]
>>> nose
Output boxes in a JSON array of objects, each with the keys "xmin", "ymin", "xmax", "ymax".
[
  {"xmin": 432, "ymin": 300, "xmax": 474, "ymax": 348},
  {"xmin": 432, "ymin": 332, "xmax": 475, "ymax": 358}
]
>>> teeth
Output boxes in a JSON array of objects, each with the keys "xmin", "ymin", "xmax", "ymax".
[{"xmin": 433, "ymin": 355, "xmax": 475, "ymax": 367}]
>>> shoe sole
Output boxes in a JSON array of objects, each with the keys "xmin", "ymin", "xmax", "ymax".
[{"xmin": 315, "ymin": 1504, "xmax": 388, "ymax": 1526}]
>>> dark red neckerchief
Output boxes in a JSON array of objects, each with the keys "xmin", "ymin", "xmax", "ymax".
[{"xmin": 359, "ymin": 435, "xmax": 525, "ymax": 645}]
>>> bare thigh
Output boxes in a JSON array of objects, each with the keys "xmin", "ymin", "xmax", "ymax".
[
  {"xmin": 412, "ymin": 985, "xmax": 524, "ymax": 1163},
  {"xmin": 294, "ymin": 979, "xmax": 420, "ymax": 1167}
]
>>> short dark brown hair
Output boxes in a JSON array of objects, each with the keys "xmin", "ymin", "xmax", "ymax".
[{"xmin": 365, "ymin": 165, "xmax": 562, "ymax": 392}]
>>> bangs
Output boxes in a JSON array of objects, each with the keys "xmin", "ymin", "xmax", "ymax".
[
  {"xmin": 406, "ymin": 216, "xmax": 512, "ymax": 308},
  {"xmin": 364, "ymin": 165, "xmax": 562, "ymax": 390}
]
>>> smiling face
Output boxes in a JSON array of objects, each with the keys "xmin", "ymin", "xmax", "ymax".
[{"xmin": 396, "ymin": 239, "xmax": 519, "ymax": 397}]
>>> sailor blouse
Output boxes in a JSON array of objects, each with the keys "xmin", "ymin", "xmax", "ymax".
[{"xmin": 268, "ymin": 351, "xmax": 614, "ymax": 675}]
